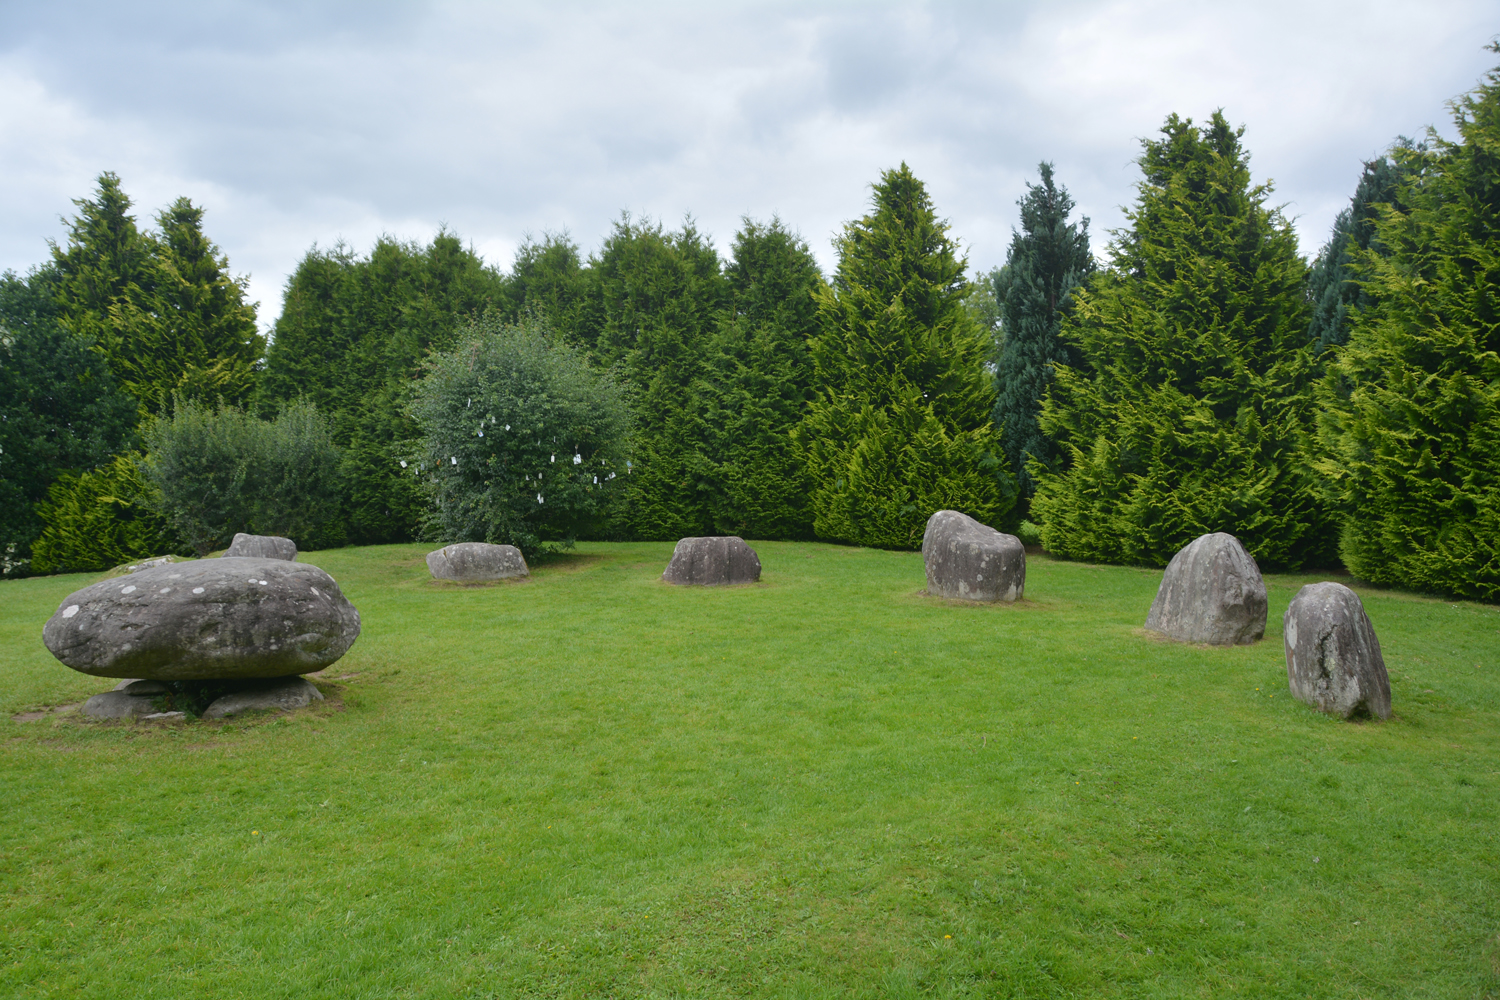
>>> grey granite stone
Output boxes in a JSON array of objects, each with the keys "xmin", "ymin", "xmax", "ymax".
[
  {"xmin": 43, "ymin": 557, "xmax": 360, "ymax": 680},
  {"xmin": 426, "ymin": 542, "xmax": 529, "ymax": 582},
  {"xmin": 1284, "ymin": 582, "xmax": 1391, "ymax": 720},
  {"xmin": 202, "ymin": 676, "xmax": 325, "ymax": 719},
  {"xmin": 224, "ymin": 533, "xmax": 297, "ymax": 560},
  {"xmin": 921, "ymin": 510, "xmax": 1025, "ymax": 602},
  {"xmin": 1144, "ymin": 533, "xmax": 1267, "ymax": 645},
  {"xmin": 662, "ymin": 536, "xmax": 761, "ymax": 586}
]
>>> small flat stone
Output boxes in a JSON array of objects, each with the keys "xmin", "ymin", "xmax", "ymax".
[
  {"xmin": 224, "ymin": 533, "xmax": 297, "ymax": 560},
  {"xmin": 203, "ymin": 676, "xmax": 325, "ymax": 719},
  {"xmin": 113, "ymin": 679, "xmax": 169, "ymax": 695},
  {"xmin": 426, "ymin": 542, "xmax": 529, "ymax": 582},
  {"xmin": 81, "ymin": 691, "xmax": 161, "ymax": 721}
]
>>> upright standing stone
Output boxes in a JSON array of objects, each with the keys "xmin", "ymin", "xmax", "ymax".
[
  {"xmin": 921, "ymin": 510, "xmax": 1025, "ymax": 602},
  {"xmin": 662, "ymin": 537, "xmax": 761, "ymax": 586},
  {"xmin": 426, "ymin": 542, "xmax": 530, "ymax": 582},
  {"xmin": 1284, "ymin": 582, "xmax": 1391, "ymax": 720},
  {"xmin": 42, "ymin": 557, "xmax": 361, "ymax": 680},
  {"xmin": 225, "ymin": 533, "xmax": 297, "ymax": 561},
  {"xmin": 1144, "ymin": 532, "xmax": 1266, "ymax": 645}
]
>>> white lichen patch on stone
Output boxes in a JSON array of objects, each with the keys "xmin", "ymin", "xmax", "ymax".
[
  {"xmin": 121, "ymin": 585, "xmax": 136, "ymax": 594},
  {"xmin": 192, "ymin": 587, "xmax": 205, "ymax": 594},
  {"xmin": 62, "ymin": 605, "xmax": 79, "ymax": 618},
  {"xmin": 159, "ymin": 588, "xmax": 171, "ymax": 594}
]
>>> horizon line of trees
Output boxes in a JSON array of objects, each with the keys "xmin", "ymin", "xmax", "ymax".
[{"xmin": 3, "ymin": 45, "xmax": 1497, "ymax": 600}]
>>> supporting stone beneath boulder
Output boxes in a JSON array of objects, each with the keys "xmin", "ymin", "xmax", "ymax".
[
  {"xmin": 921, "ymin": 510, "xmax": 1025, "ymax": 602},
  {"xmin": 81, "ymin": 690, "xmax": 162, "ymax": 720},
  {"xmin": 225, "ymin": 533, "xmax": 297, "ymax": 560},
  {"xmin": 662, "ymin": 537, "xmax": 761, "ymax": 586},
  {"xmin": 1284, "ymin": 582, "xmax": 1391, "ymax": 720},
  {"xmin": 426, "ymin": 542, "xmax": 530, "ymax": 582},
  {"xmin": 1144, "ymin": 532, "xmax": 1267, "ymax": 645},
  {"xmin": 203, "ymin": 676, "xmax": 324, "ymax": 719}
]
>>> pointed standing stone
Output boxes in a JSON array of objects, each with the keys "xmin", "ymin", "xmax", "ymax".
[
  {"xmin": 1284, "ymin": 582, "xmax": 1391, "ymax": 720},
  {"xmin": 1144, "ymin": 532, "xmax": 1266, "ymax": 645}
]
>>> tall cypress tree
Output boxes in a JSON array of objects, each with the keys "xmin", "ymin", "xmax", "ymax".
[
  {"xmin": 1305, "ymin": 148, "xmax": 1418, "ymax": 353},
  {"xmin": 258, "ymin": 232, "xmax": 507, "ymax": 543},
  {"xmin": 50, "ymin": 175, "xmax": 260, "ymax": 414},
  {"xmin": 1032, "ymin": 112, "xmax": 1333, "ymax": 570},
  {"xmin": 49, "ymin": 173, "xmax": 158, "ymax": 412},
  {"xmin": 702, "ymin": 218, "xmax": 822, "ymax": 538},
  {"xmin": 151, "ymin": 197, "xmax": 263, "ymax": 408},
  {"xmin": 990, "ymin": 163, "xmax": 1094, "ymax": 510},
  {"xmin": 0, "ymin": 267, "xmax": 136, "ymax": 574},
  {"xmin": 798, "ymin": 164, "xmax": 1012, "ymax": 549},
  {"xmin": 582, "ymin": 216, "xmax": 728, "ymax": 540},
  {"xmin": 1316, "ymin": 52, "xmax": 1500, "ymax": 599}
]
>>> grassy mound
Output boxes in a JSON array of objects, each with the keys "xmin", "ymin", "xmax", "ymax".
[{"xmin": 2, "ymin": 542, "xmax": 1497, "ymax": 997}]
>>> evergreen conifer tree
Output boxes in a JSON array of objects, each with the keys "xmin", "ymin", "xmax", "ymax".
[
  {"xmin": 257, "ymin": 232, "xmax": 507, "ymax": 543},
  {"xmin": 1031, "ymin": 112, "xmax": 1333, "ymax": 569},
  {"xmin": 1305, "ymin": 148, "xmax": 1417, "ymax": 353},
  {"xmin": 0, "ymin": 266, "xmax": 136, "ymax": 574},
  {"xmin": 151, "ymin": 197, "xmax": 263, "ymax": 408},
  {"xmin": 1316, "ymin": 52, "xmax": 1500, "ymax": 599},
  {"xmin": 989, "ymin": 163, "xmax": 1094, "ymax": 510},
  {"xmin": 584, "ymin": 216, "xmax": 728, "ymax": 540},
  {"xmin": 798, "ymin": 164, "xmax": 1012, "ymax": 549},
  {"xmin": 50, "ymin": 175, "xmax": 260, "ymax": 414},
  {"xmin": 702, "ymin": 218, "xmax": 822, "ymax": 538}
]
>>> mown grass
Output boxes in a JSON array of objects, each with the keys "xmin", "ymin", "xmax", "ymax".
[{"xmin": 2, "ymin": 541, "xmax": 1497, "ymax": 998}]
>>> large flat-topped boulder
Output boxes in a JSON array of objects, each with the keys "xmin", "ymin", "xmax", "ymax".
[
  {"xmin": 922, "ymin": 510, "xmax": 1025, "ymax": 602},
  {"xmin": 1145, "ymin": 532, "xmax": 1267, "ymax": 645},
  {"xmin": 1285, "ymin": 582, "xmax": 1391, "ymax": 720},
  {"xmin": 662, "ymin": 536, "xmax": 761, "ymax": 586},
  {"xmin": 42, "ymin": 557, "xmax": 360, "ymax": 680},
  {"xmin": 225, "ymin": 533, "xmax": 297, "ymax": 561},
  {"xmin": 426, "ymin": 542, "xmax": 529, "ymax": 582}
]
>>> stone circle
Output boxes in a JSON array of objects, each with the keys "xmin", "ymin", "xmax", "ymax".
[
  {"xmin": 426, "ymin": 542, "xmax": 530, "ymax": 582},
  {"xmin": 1284, "ymin": 582, "xmax": 1391, "ymax": 720},
  {"xmin": 662, "ymin": 536, "xmax": 761, "ymax": 586},
  {"xmin": 921, "ymin": 510, "xmax": 1025, "ymax": 602},
  {"xmin": 43, "ymin": 557, "xmax": 361, "ymax": 681},
  {"xmin": 1144, "ymin": 532, "xmax": 1267, "ymax": 645},
  {"xmin": 225, "ymin": 533, "xmax": 297, "ymax": 560}
]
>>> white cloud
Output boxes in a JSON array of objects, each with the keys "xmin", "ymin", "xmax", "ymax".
[{"xmin": 0, "ymin": 1, "xmax": 1494, "ymax": 331}]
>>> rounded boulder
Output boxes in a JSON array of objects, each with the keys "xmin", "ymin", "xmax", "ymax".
[
  {"xmin": 1284, "ymin": 582, "xmax": 1391, "ymax": 720},
  {"xmin": 662, "ymin": 536, "xmax": 761, "ymax": 586},
  {"xmin": 225, "ymin": 533, "xmax": 297, "ymax": 560},
  {"xmin": 922, "ymin": 510, "xmax": 1025, "ymax": 602},
  {"xmin": 1144, "ymin": 532, "xmax": 1266, "ymax": 645},
  {"xmin": 42, "ymin": 557, "xmax": 361, "ymax": 681},
  {"xmin": 426, "ymin": 542, "xmax": 530, "ymax": 582}
]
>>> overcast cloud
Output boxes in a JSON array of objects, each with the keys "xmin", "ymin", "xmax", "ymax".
[{"xmin": 1, "ymin": 1, "xmax": 1494, "ymax": 331}]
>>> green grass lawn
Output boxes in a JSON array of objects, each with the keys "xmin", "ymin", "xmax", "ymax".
[{"xmin": 2, "ymin": 541, "xmax": 1498, "ymax": 998}]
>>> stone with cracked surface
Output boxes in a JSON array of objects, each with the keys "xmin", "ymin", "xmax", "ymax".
[
  {"xmin": 662, "ymin": 536, "xmax": 761, "ymax": 586},
  {"xmin": 921, "ymin": 510, "xmax": 1025, "ymax": 603},
  {"xmin": 43, "ymin": 557, "xmax": 360, "ymax": 680},
  {"xmin": 225, "ymin": 533, "xmax": 297, "ymax": 560},
  {"xmin": 1284, "ymin": 582, "xmax": 1391, "ymax": 720},
  {"xmin": 1144, "ymin": 533, "xmax": 1267, "ymax": 645},
  {"xmin": 426, "ymin": 542, "xmax": 529, "ymax": 582},
  {"xmin": 203, "ymin": 676, "xmax": 325, "ymax": 719}
]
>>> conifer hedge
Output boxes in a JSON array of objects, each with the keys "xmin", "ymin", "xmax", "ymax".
[
  {"xmin": 1032, "ymin": 113, "xmax": 1335, "ymax": 570},
  {"xmin": 1316, "ymin": 53, "xmax": 1500, "ymax": 599},
  {"xmin": 799, "ymin": 164, "xmax": 1012, "ymax": 549}
]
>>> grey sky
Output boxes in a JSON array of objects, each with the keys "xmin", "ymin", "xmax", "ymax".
[{"xmin": 1, "ymin": 2, "xmax": 1494, "ymax": 331}]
